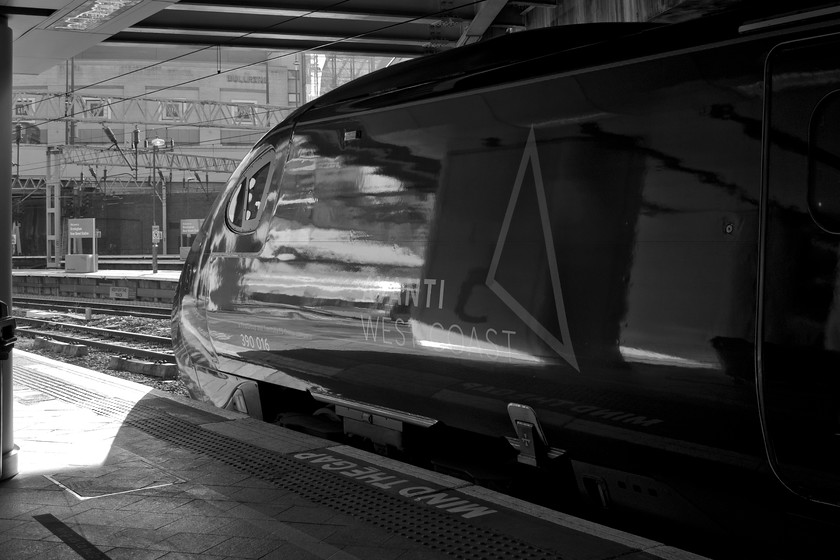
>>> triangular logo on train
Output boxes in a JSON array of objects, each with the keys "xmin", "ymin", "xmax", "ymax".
[{"xmin": 486, "ymin": 127, "xmax": 578, "ymax": 371}]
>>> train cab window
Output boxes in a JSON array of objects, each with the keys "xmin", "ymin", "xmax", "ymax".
[
  {"xmin": 808, "ymin": 91, "xmax": 840, "ymax": 234},
  {"xmin": 226, "ymin": 148, "xmax": 275, "ymax": 232}
]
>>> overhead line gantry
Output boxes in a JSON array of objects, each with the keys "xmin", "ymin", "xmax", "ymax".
[{"xmin": 12, "ymin": 90, "xmax": 292, "ymax": 130}]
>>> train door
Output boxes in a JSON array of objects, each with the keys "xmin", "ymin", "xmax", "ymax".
[{"xmin": 760, "ymin": 33, "xmax": 840, "ymax": 505}]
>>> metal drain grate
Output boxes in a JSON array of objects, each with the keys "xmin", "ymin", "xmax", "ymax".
[{"xmin": 16, "ymin": 367, "xmax": 558, "ymax": 559}]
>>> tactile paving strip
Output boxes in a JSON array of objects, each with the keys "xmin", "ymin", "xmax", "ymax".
[
  {"xmin": 15, "ymin": 367, "xmax": 558, "ymax": 559},
  {"xmin": 15, "ymin": 368, "xmax": 154, "ymax": 421}
]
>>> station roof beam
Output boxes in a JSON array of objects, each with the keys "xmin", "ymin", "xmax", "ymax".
[
  {"xmin": 8, "ymin": 0, "xmax": 179, "ymax": 75},
  {"xmin": 458, "ymin": 0, "xmax": 512, "ymax": 46},
  {"xmin": 109, "ymin": 0, "xmax": 480, "ymax": 56}
]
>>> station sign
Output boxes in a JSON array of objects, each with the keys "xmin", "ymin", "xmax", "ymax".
[
  {"xmin": 66, "ymin": 218, "xmax": 97, "ymax": 273},
  {"xmin": 110, "ymin": 287, "xmax": 134, "ymax": 299},
  {"xmin": 152, "ymin": 225, "xmax": 162, "ymax": 244},
  {"xmin": 180, "ymin": 219, "xmax": 203, "ymax": 235},
  {"xmin": 68, "ymin": 218, "xmax": 96, "ymax": 238}
]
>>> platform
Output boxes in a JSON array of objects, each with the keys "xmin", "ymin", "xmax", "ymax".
[
  {"xmin": 12, "ymin": 269, "xmax": 181, "ymax": 304},
  {"xmin": 1, "ymin": 351, "xmax": 708, "ymax": 560}
]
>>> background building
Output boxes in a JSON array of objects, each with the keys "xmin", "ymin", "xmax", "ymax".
[{"xmin": 11, "ymin": 46, "xmax": 409, "ymax": 257}]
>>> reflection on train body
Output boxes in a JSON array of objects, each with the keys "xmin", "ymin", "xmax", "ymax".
[{"xmin": 172, "ymin": 8, "xmax": 840, "ymax": 556}]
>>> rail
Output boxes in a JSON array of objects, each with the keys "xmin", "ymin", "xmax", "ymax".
[
  {"xmin": 15, "ymin": 317, "xmax": 171, "ymax": 345},
  {"xmin": 13, "ymin": 297, "xmax": 172, "ymax": 319},
  {"xmin": 16, "ymin": 327, "xmax": 174, "ymax": 363}
]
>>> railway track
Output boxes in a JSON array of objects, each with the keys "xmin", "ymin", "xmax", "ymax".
[
  {"xmin": 13, "ymin": 296, "xmax": 171, "ymax": 319},
  {"xmin": 13, "ymin": 254, "xmax": 185, "ymax": 271},
  {"xmin": 14, "ymin": 316, "xmax": 174, "ymax": 363}
]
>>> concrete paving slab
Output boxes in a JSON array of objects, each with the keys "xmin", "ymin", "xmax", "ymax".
[{"xmin": 3, "ymin": 350, "xmax": 710, "ymax": 560}]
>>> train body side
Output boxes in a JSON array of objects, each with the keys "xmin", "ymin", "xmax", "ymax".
[{"xmin": 173, "ymin": 18, "xmax": 840, "ymax": 552}]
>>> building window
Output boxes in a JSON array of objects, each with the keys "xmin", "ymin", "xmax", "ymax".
[
  {"xmin": 15, "ymin": 121, "xmax": 43, "ymax": 144},
  {"xmin": 145, "ymin": 127, "xmax": 199, "ymax": 146},
  {"xmin": 15, "ymin": 98, "xmax": 33, "ymax": 117},
  {"xmin": 83, "ymin": 97, "xmax": 109, "ymax": 118},
  {"xmin": 231, "ymin": 100, "xmax": 256, "ymax": 125},
  {"xmin": 288, "ymin": 69, "xmax": 300, "ymax": 105},
  {"xmin": 220, "ymin": 129, "xmax": 264, "ymax": 146},
  {"xmin": 78, "ymin": 127, "xmax": 123, "ymax": 144},
  {"xmin": 161, "ymin": 100, "xmax": 185, "ymax": 121}
]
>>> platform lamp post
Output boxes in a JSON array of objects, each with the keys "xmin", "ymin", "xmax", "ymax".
[
  {"xmin": 14, "ymin": 123, "xmax": 20, "ymax": 180},
  {"xmin": 132, "ymin": 126, "xmax": 139, "ymax": 182},
  {"xmin": 148, "ymin": 136, "xmax": 166, "ymax": 273},
  {"xmin": 159, "ymin": 169, "xmax": 168, "ymax": 258}
]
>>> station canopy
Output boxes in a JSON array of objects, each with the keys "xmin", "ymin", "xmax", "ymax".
[
  {"xmin": 3, "ymin": 0, "xmax": 545, "ymax": 76},
  {"xmin": 5, "ymin": 0, "xmax": 800, "ymax": 77}
]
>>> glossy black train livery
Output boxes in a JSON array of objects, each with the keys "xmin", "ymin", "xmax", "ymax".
[{"xmin": 173, "ymin": 4, "xmax": 840, "ymax": 554}]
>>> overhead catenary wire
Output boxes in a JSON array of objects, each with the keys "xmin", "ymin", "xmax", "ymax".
[
  {"xmin": 13, "ymin": 0, "xmax": 354, "ymax": 116},
  {"xmin": 12, "ymin": 1, "xmax": 483, "ymax": 179},
  {"xmin": 14, "ymin": 0, "xmax": 479, "ymax": 133}
]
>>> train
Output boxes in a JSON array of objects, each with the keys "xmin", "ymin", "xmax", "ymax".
[{"xmin": 173, "ymin": 3, "xmax": 840, "ymax": 556}]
